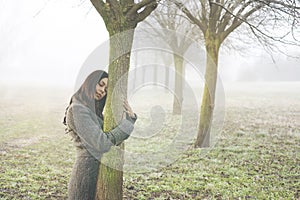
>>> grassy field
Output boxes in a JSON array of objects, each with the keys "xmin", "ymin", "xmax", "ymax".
[{"xmin": 0, "ymin": 82, "xmax": 299, "ymax": 199}]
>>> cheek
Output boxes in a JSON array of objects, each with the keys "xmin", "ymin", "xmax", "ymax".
[{"xmin": 95, "ymin": 85, "xmax": 100, "ymax": 92}]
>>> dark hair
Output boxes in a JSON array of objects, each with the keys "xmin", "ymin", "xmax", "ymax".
[{"xmin": 63, "ymin": 70, "xmax": 108, "ymax": 126}]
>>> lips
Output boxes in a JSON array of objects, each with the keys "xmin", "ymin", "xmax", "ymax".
[{"xmin": 95, "ymin": 93, "xmax": 101, "ymax": 99}]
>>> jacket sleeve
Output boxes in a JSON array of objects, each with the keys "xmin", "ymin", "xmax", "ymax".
[
  {"xmin": 67, "ymin": 103, "xmax": 134, "ymax": 159},
  {"xmin": 125, "ymin": 112, "xmax": 138, "ymax": 124}
]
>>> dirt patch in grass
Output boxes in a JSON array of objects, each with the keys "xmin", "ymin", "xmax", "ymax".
[{"xmin": 0, "ymin": 137, "xmax": 40, "ymax": 155}]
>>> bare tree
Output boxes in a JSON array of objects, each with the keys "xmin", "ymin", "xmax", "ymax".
[
  {"xmin": 140, "ymin": 0, "xmax": 202, "ymax": 114},
  {"xmin": 171, "ymin": 0, "xmax": 300, "ymax": 147},
  {"xmin": 89, "ymin": 0, "xmax": 158, "ymax": 199}
]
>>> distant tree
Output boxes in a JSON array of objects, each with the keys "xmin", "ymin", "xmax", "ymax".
[
  {"xmin": 171, "ymin": 0, "xmax": 300, "ymax": 147},
  {"xmin": 141, "ymin": 0, "xmax": 202, "ymax": 114},
  {"xmin": 89, "ymin": 0, "xmax": 158, "ymax": 199}
]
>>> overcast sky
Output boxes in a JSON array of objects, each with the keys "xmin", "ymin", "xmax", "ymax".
[
  {"xmin": 0, "ymin": 0, "xmax": 108, "ymax": 87},
  {"xmin": 0, "ymin": 0, "xmax": 299, "ymax": 88}
]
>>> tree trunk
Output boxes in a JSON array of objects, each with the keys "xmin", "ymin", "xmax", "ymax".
[
  {"xmin": 133, "ymin": 51, "xmax": 138, "ymax": 91},
  {"xmin": 95, "ymin": 29, "xmax": 135, "ymax": 200},
  {"xmin": 142, "ymin": 65, "xmax": 146, "ymax": 84},
  {"xmin": 153, "ymin": 66, "xmax": 158, "ymax": 84},
  {"xmin": 172, "ymin": 54, "xmax": 184, "ymax": 115},
  {"xmin": 194, "ymin": 32, "xmax": 220, "ymax": 148},
  {"xmin": 165, "ymin": 65, "xmax": 170, "ymax": 93}
]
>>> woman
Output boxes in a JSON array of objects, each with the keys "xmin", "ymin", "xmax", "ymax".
[{"xmin": 63, "ymin": 70, "xmax": 137, "ymax": 199}]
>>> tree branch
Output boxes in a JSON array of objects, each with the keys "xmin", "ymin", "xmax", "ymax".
[
  {"xmin": 219, "ymin": 3, "xmax": 264, "ymax": 41},
  {"xmin": 171, "ymin": 0, "xmax": 207, "ymax": 33},
  {"xmin": 127, "ymin": 0, "xmax": 157, "ymax": 17},
  {"xmin": 209, "ymin": 0, "xmax": 224, "ymax": 32},
  {"xmin": 199, "ymin": 0, "xmax": 208, "ymax": 28},
  {"xmin": 263, "ymin": 0, "xmax": 300, "ymax": 9},
  {"xmin": 120, "ymin": 0, "xmax": 135, "ymax": 13},
  {"xmin": 136, "ymin": 1, "xmax": 158, "ymax": 22},
  {"xmin": 256, "ymin": 0, "xmax": 300, "ymax": 16},
  {"xmin": 107, "ymin": 0, "xmax": 121, "ymax": 11},
  {"xmin": 218, "ymin": 7, "xmax": 233, "ymax": 33},
  {"xmin": 90, "ymin": 0, "xmax": 106, "ymax": 16},
  {"xmin": 106, "ymin": 0, "xmax": 122, "ymax": 20},
  {"xmin": 211, "ymin": 1, "xmax": 299, "ymax": 45},
  {"xmin": 158, "ymin": 1, "xmax": 194, "ymax": 24},
  {"xmin": 228, "ymin": 0, "xmax": 257, "ymax": 33},
  {"xmin": 142, "ymin": 20, "xmax": 168, "ymax": 39},
  {"xmin": 122, "ymin": 0, "xmax": 135, "ymax": 6}
]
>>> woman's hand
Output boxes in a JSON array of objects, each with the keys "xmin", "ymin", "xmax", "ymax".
[{"xmin": 123, "ymin": 99, "xmax": 135, "ymax": 118}]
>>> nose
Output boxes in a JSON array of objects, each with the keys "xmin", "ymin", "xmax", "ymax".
[{"xmin": 99, "ymin": 87, "xmax": 105, "ymax": 94}]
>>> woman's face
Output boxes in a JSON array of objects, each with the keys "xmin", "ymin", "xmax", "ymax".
[{"xmin": 94, "ymin": 77, "xmax": 108, "ymax": 100}]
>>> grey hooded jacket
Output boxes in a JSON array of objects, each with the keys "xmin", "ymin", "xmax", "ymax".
[{"xmin": 66, "ymin": 100, "xmax": 136, "ymax": 199}]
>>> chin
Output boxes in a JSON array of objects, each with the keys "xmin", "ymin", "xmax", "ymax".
[{"xmin": 95, "ymin": 97, "xmax": 102, "ymax": 101}]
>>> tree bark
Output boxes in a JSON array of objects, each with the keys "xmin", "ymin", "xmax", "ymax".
[
  {"xmin": 90, "ymin": 1, "xmax": 158, "ymax": 199},
  {"xmin": 172, "ymin": 54, "xmax": 184, "ymax": 115},
  {"xmin": 95, "ymin": 29, "xmax": 134, "ymax": 200},
  {"xmin": 194, "ymin": 31, "xmax": 220, "ymax": 148}
]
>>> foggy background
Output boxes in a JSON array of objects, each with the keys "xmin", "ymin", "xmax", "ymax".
[{"xmin": 0, "ymin": 0, "xmax": 299, "ymax": 89}]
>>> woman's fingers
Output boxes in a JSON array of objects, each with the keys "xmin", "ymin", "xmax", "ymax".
[
  {"xmin": 123, "ymin": 101, "xmax": 129, "ymax": 110},
  {"xmin": 123, "ymin": 99, "xmax": 135, "ymax": 117},
  {"xmin": 123, "ymin": 100, "xmax": 131, "ymax": 110}
]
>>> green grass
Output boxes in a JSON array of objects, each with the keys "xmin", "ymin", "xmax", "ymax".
[
  {"xmin": 123, "ymin": 132, "xmax": 299, "ymax": 199},
  {"xmin": 1, "ymin": 120, "xmax": 299, "ymax": 199},
  {"xmin": 0, "ymin": 135, "xmax": 74, "ymax": 199},
  {"xmin": 0, "ymin": 83, "xmax": 299, "ymax": 199}
]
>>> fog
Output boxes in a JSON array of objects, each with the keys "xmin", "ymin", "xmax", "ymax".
[
  {"xmin": 0, "ymin": 0, "xmax": 108, "ymax": 87},
  {"xmin": 0, "ymin": 0, "xmax": 299, "ymax": 89}
]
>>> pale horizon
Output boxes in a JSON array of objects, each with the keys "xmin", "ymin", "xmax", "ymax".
[{"xmin": 0, "ymin": 1, "xmax": 299, "ymax": 88}]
